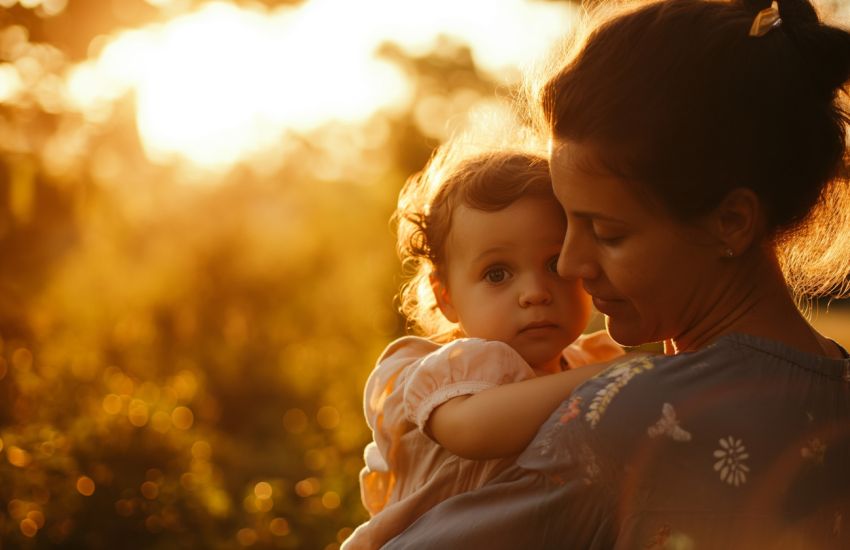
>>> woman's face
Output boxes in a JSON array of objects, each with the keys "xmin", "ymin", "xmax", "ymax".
[{"xmin": 550, "ymin": 141, "xmax": 727, "ymax": 348}]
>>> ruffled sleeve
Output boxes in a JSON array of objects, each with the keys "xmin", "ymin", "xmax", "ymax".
[
  {"xmin": 403, "ymin": 338, "xmax": 536, "ymax": 433},
  {"xmin": 562, "ymin": 330, "xmax": 624, "ymax": 368}
]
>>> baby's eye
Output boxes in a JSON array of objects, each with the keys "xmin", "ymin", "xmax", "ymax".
[
  {"xmin": 546, "ymin": 256, "xmax": 559, "ymax": 273},
  {"xmin": 483, "ymin": 267, "xmax": 509, "ymax": 284}
]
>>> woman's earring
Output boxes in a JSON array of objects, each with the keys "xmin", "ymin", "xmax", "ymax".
[{"xmin": 724, "ymin": 247, "xmax": 735, "ymax": 258}]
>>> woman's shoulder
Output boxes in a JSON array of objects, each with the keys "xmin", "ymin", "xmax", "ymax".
[{"xmin": 528, "ymin": 332, "xmax": 850, "ymax": 465}]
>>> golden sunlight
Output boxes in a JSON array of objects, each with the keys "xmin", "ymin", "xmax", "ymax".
[{"xmin": 62, "ymin": 0, "xmax": 575, "ymax": 171}]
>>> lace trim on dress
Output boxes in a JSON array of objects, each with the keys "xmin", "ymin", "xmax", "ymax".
[{"xmin": 411, "ymin": 381, "xmax": 496, "ymax": 433}]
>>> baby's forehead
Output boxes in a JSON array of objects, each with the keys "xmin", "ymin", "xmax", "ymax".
[{"xmin": 446, "ymin": 197, "xmax": 566, "ymax": 250}]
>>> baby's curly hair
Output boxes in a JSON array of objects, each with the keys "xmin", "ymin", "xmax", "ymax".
[{"xmin": 394, "ymin": 147, "xmax": 556, "ymax": 342}]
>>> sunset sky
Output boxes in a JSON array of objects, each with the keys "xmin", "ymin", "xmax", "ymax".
[{"xmin": 57, "ymin": 0, "xmax": 576, "ymax": 168}]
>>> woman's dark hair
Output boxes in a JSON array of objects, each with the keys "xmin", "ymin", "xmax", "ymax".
[{"xmin": 540, "ymin": 0, "xmax": 850, "ymax": 297}]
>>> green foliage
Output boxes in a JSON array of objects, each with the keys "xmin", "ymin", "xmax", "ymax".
[{"xmin": 0, "ymin": 1, "xmax": 503, "ymax": 546}]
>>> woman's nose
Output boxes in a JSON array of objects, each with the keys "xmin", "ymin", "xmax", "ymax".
[{"xmin": 557, "ymin": 226, "xmax": 596, "ymax": 280}]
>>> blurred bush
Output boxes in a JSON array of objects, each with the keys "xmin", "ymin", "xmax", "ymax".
[{"xmin": 0, "ymin": 1, "xmax": 509, "ymax": 548}]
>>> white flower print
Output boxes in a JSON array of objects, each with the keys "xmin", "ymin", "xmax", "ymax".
[
  {"xmin": 801, "ymin": 437, "xmax": 826, "ymax": 464},
  {"xmin": 647, "ymin": 403, "xmax": 692, "ymax": 442},
  {"xmin": 713, "ymin": 436, "xmax": 750, "ymax": 487},
  {"xmin": 578, "ymin": 443, "xmax": 600, "ymax": 484}
]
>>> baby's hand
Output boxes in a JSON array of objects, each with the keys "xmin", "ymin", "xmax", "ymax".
[{"xmin": 562, "ymin": 330, "xmax": 625, "ymax": 369}]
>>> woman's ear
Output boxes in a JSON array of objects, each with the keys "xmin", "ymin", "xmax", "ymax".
[
  {"xmin": 429, "ymin": 273, "xmax": 458, "ymax": 323},
  {"xmin": 708, "ymin": 187, "xmax": 764, "ymax": 258}
]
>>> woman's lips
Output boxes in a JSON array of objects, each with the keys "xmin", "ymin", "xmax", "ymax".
[{"xmin": 592, "ymin": 295, "xmax": 625, "ymax": 315}]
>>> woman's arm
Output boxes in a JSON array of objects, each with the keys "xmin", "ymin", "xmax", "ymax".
[{"xmin": 426, "ymin": 362, "xmax": 607, "ymax": 460}]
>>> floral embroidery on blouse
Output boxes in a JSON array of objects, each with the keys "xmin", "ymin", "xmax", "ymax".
[
  {"xmin": 559, "ymin": 396, "xmax": 582, "ymax": 425},
  {"xmin": 644, "ymin": 524, "xmax": 671, "ymax": 549},
  {"xmin": 585, "ymin": 355, "xmax": 655, "ymax": 428},
  {"xmin": 801, "ymin": 437, "xmax": 826, "ymax": 464},
  {"xmin": 647, "ymin": 403, "xmax": 692, "ymax": 442},
  {"xmin": 534, "ymin": 396, "xmax": 583, "ymax": 458},
  {"xmin": 579, "ymin": 442, "xmax": 600, "ymax": 484},
  {"xmin": 713, "ymin": 436, "xmax": 750, "ymax": 487}
]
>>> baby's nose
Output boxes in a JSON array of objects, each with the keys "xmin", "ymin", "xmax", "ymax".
[{"xmin": 519, "ymin": 277, "xmax": 552, "ymax": 307}]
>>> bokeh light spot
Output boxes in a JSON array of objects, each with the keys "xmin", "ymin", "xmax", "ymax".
[
  {"xmin": 294, "ymin": 477, "xmax": 320, "ymax": 498},
  {"xmin": 8, "ymin": 446, "xmax": 32, "ymax": 467},
  {"xmin": 128, "ymin": 399, "xmax": 149, "ymax": 427},
  {"xmin": 151, "ymin": 411, "xmax": 172, "ymax": 433},
  {"xmin": 337, "ymin": 527, "xmax": 354, "ymax": 543},
  {"xmin": 269, "ymin": 517, "xmax": 290, "ymax": 536},
  {"xmin": 171, "ymin": 406, "xmax": 194, "ymax": 430},
  {"xmin": 0, "ymin": 63, "xmax": 23, "ymax": 102},
  {"xmin": 283, "ymin": 408, "xmax": 308, "ymax": 434},
  {"xmin": 102, "ymin": 393, "xmax": 123, "ymax": 415},
  {"xmin": 115, "ymin": 499, "xmax": 134, "ymax": 517},
  {"xmin": 12, "ymin": 347, "xmax": 33, "ymax": 370},
  {"xmin": 236, "ymin": 527, "xmax": 258, "ymax": 546},
  {"xmin": 20, "ymin": 517, "xmax": 38, "ymax": 537},
  {"xmin": 322, "ymin": 491, "xmax": 341, "ymax": 510},
  {"xmin": 305, "ymin": 448, "xmax": 327, "ymax": 471},
  {"xmin": 40, "ymin": 0, "xmax": 68, "ymax": 17},
  {"xmin": 256, "ymin": 497, "xmax": 273, "ymax": 512},
  {"xmin": 254, "ymin": 481, "xmax": 272, "ymax": 500},
  {"xmin": 173, "ymin": 370, "xmax": 198, "ymax": 400},
  {"xmin": 317, "ymin": 406, "xmax": 340, "ymax": 429},
  {"xmin": 141, "ymin": 481, "xmax": 159, "ymax": 500},
  {"xmin": 27, "ymin": 510, "xmax": 45, "ymax": 528},
  {"xmin": 191, "ymin": 440, "xmax": 211, "ymax": 460},
  {"xmin": 39, "ymin": 441, "xmax": 55, "ymax": 456},
  {"xmin": 145, "ymin": 514, "xmax": 163, "ymax": 533},
  {"xmin": 76, "ymin": 476, "xmax": 95, "ymax": 496}
]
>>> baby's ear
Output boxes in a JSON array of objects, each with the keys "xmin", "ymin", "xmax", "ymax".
[{"xmin": 429, "ymin": 273, "xmax": 458, "ymax": 323}]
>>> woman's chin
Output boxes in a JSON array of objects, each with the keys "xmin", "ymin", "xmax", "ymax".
[{"xmin": 604, "ymin": 317, "xmax": 648, "ymax": 348}]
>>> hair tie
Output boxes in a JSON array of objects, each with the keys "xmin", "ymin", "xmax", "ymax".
[{"xmin": 749, "ymin": 1, "xmax": 782, "ymax": 37}]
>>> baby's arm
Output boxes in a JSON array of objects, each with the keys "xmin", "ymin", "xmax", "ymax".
[{"xmin": 426, "ymin": 362, "xmax": 608, "ymax": 460}]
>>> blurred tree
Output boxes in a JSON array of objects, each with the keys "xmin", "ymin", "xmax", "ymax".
[{"xmin": 0, "ymin": 1, "xmax": 514, "ymax": 549}]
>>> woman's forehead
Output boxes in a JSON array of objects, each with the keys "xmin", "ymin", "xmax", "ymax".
[{"xmin": 550, "ymin": 140, "xmax": 671, "ymax": 220}]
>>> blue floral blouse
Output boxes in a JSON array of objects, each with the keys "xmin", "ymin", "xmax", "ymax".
[{"xmin": 383, "ymin": 333, "xmax": 850, "ymax": 549}]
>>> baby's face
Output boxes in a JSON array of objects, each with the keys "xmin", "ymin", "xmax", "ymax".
[{"xmin": 437, "ymin": 196, "xmax": 591, "ymax": 372}]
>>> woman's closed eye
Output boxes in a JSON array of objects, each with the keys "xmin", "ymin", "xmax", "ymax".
[
  {"xmin": 594, "ymin": 234, "xmax": 624, "ymax": 246},
  {"xmin": 483, "ymin": 266, "xmax": 511, "ymax": 284},
  {"xmin": 591, "ymin": 224, "xmax": 625, "ymax": 246}
]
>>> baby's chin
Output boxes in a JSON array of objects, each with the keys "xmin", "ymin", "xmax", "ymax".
[{"xmin": 522, "ymin": 351, "xmax": 566, "ymax": 375}]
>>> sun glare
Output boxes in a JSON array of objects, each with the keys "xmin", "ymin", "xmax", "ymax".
[{"xmin": 63, "ymin": 0, "xmax": 576, "ymax": 171}]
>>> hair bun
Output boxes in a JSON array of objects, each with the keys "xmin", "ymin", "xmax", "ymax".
[
  {"xmin": 776, "ymin": 0, "xmax": 819, "ymax": 25},
  {"xmin": 778, "ymin": 1, "xmax": 850, "ymax": 98},
  {"xmin": 740, "ymin": 0, "xmax": 775, "ymax": 15}
]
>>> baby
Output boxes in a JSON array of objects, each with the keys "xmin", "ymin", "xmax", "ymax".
[{"xmin": 344, "ymin": 149, "xmax": 623, "ymax": 549}]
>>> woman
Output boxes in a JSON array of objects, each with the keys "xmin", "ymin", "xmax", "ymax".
[{"xmin": 383, "ymin": 0, "xmax": 850, "ymax": 547}]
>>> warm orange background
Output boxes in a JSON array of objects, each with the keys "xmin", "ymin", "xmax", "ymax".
[{"xmin": 0, "ymin": 1, "xmax": 847, "ymax": 549}]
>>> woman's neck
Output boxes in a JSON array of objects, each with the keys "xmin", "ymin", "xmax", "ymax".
[{"xmin": 667, "ymin": 250, "xmax": 835, "ymax": 358}]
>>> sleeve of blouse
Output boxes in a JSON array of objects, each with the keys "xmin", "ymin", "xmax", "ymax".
[
  {"xmin": 403, "ymin": 338, "xmax": 536, "ymax": 433},
  {"xmin": 562, "ymin": 330, "xmax": 625, "ymax": 368}
]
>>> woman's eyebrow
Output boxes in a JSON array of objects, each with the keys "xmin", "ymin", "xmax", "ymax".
[{"xmin": 569, "ymin": 210, "xmax": 625, "ymax": 223}]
